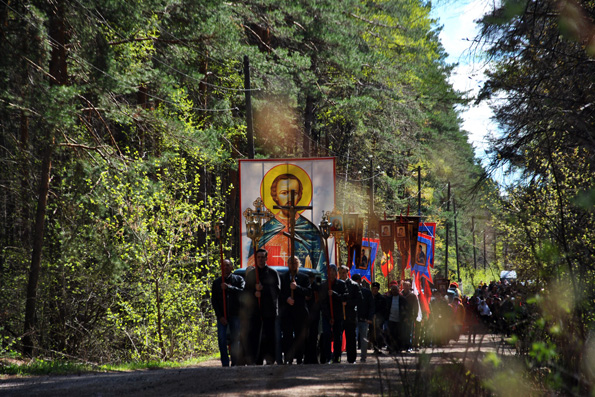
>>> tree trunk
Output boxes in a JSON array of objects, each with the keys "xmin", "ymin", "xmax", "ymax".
[
  {"xmin": 22, "ymin": 0, "xmax": 67, "ymax": 356},
  {"xmin": 303, "ymin": 95, "xmax": 314, "ymax": 157},
  {"xmin": 22, "ymin": 142, "xmax": 53, "ymax": 356},
  {"xmin": 155, "ymin": 277, "xmax": 166, "ymax": 359}
]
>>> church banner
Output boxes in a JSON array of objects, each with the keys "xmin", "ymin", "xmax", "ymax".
[
  {"xmin": 411, "ymin": 222, "xmax": 436, "ymax": 283},
  {"xmin": 239, "ymin": 158, "xmax": 336, "ymax": 272},
  {"xmin": 350, "ymin": 238, "xmax": 379, "ymax": 285},
  {"xmin": 379, "ymin": 219, "xmax": 394, "ymax": 255},
  {"xmin": 418, "ymin": 222, "xmax": 436, "ymax": 269}
]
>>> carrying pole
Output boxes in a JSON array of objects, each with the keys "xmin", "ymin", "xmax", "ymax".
[{"xmin": 244, "ymin": 55, "xmax": 254, "ymax": 159}]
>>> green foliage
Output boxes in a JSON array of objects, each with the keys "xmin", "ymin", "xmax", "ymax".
[
  {"xmin": 0, "ymin": 356, "xmax": 216, "ymax": 376},
  {"xmin": 476, "ymin": 0, "xmax": 595, "ymax": 392},
  {"xmin": 0, "ymin": 359, "xmax": 91, "ymax": 376}
]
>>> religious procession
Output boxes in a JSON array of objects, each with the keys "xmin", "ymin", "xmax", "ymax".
[{"xmin": 210, "ymin": 158, "xmax": 529, "ymax": 367}]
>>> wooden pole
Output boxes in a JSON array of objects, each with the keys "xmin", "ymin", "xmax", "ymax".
[
  {"xmin": 254, "ymin": 240, "xmax": 261, "ymax": 310},
  {"xmin": 453, "ymin": 198, "xmax": 461, "ymax": 282},
  {"xmin": 219, "ymin": 238, "xmax": 227, "ymax": 321},
  {"xmin": 244, "ymin": 55, "xmax": 254, "ymax": 159},
  {"xmin": 289, "ymin": 191, "xmax": 296, "ymax": 300},
  {"xmin": 483, "ymin": 230, "xmax": 487, "ymax": 271},
  {"xmin": 417, "ymin": 166, "xmax": 421, "ymax": 215},
  {"xmin": 472, "ymin": 216, "xmax": 477, "ymax": 270},
  {"xmin": 445, "ymin": 182, "xmax": 450, "ymax": 279},
  {"xmin": 323, "ymin": 237, "xmax": 334, "ymax": 321}
]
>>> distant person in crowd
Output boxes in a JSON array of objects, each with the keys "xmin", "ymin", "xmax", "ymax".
[
  {"xmin": 401, "ymin": 281, "xmax": 418, "ymax": 352},
  {"xmin": 451, "ymin": 296, "xmax": 465, "ymax": 341},
  {"xmin": 352, "ymin": 274, "xmax": 374, "ymax": 362},
  {"xmin": 465, "ymin": 296, "xmax": 481, "ymax": 344},
  {"xmin": 370, "ymin": 282, "xmax": 387, "ymax": 353},
  {"xmin": 478, "ymin": 298, "xmax": 492, "ymax": 326},
  {"xmin": 339, "ymin": 265, "xmax": 363, "ymax": 364},
  {"xmin": 386, "ymin": 281, "xmax": 408, "ymax": 353}
]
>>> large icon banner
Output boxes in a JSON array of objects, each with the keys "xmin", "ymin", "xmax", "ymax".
[{"xmin": 239, "ymin": 158, "xmax": 336, "ymax": 272}]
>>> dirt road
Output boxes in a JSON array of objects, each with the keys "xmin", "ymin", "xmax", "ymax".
[{"xmin": 0, "ymin": 334, "xmax": 514, "ymax": 396}]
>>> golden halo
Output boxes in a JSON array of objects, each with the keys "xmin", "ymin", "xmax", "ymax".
[{"xmin": 261, "ymin": 164, "xmax": 313, "ymax": 215}]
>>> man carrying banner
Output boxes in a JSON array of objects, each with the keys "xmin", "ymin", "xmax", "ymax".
[
  {"xmin": 339, "ymin": 265, "xmax": 362, "ymax": 364},
  {"xmin": 211, "ymin": 259, "xmax": 245, "ymax": 367},
  {"xmin": 279, "ymin": 256, "xmax": 311, "ymax": 364},
  {"xmin": 319, "ymin": 264, "xmax": 348, "ymax": 363},
  {"xmin": 245, "ymin": 248, "xmax": 280, "ymax": 365},
  {"xmin": 304, "ymin": 272, "xmax": 321, "ymax": 364}
]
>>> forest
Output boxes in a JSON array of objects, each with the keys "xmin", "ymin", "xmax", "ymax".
[{"xmin": 0, "ymin": 0, "xmax": 593, "ymax": 394}]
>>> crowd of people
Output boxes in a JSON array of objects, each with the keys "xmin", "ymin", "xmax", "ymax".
[{"xmin": 210, "ymin": 248, "xmax": 529, "ymax": 366}]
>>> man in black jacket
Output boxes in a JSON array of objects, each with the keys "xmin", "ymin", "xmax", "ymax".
[
  {"xmin": 370, "ymin": 282, "xmax": 387, "ymax": 352},
  {"xmin": 339, "ymin": 265, "xmax": 363, "ymax": 364},
  {"xmin": 319, "ymin": 264, "xmax": 348, "ymax": 363},
  {"xmin": 245, "ymin": 248, "xmax": 281, "ymax": 365},
  {"xmin": 303, "ymin": 272, "xmax": 321, "ymax": 364},
  {"xmin": 211, "ymin": 259, "xmax": 245, "ymax": 366},
  {"xmin": 280, "ymin": 257, "xmax": 311, "ymax": 364},
  {"xmin": 386, "ymin": 282, "xmax": 409, "ymax": 353},
  {"xmin": 352, "ymin": 274, "xmax": 375, "ymax": 362}
]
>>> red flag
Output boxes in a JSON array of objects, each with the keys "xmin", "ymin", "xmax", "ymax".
[
  {"xmin": 380, "ymin": 251, "xmax": 394, "ymax": 278},
  {"xmin": 415, "ymin": 273, "xmax": 431, "ymax": 318}
]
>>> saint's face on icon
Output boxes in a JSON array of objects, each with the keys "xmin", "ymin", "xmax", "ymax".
[
  {"xmin": 271, "ymin": 175, "xmax": 303, "ymax": 219},
  {"xmin": 332, "ymin": 218, "xmax": 342, "ymax": 231}
]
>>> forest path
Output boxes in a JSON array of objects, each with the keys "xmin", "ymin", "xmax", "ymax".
[{"xmin": 0, "ymin": 334, "xmax": 514, "ymax": 396}]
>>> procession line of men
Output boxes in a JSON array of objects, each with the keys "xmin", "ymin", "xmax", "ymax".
[{"xmin": 211, "ymin": 248, "xmax": 418, "ymax": 366}]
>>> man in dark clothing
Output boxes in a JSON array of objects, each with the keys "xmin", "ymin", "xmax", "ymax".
[
  {"xmin": 279, "ymin": 257, "xmax": 311, "ymax": 364},
  {"xmin": 339, "ymin": 265, "xmax": 362, "ymax": 364},
  {"xmin": 401, "ymin": 281, "xmax": 419, "ymax": 352},
  {"xmin": 319, "ymin": 264, "xmax": 348, "ymax": 363},
  {"xmin": 211, "ymin": 259, "xmax": 245, "ymax": 367},
  {"xmin": 304, "ymin": 273, "xmax": 321, "ymax": 364},
  {"xmin": 386, "ymin": 282, "xmax": 409, "ymax": 353},
  {"xmin": 245, "ymin": 248, "xmax": 281, "ymax": 365},
  {"xmin": 370, "ymin": 282, "xmax": 387, "ymax": 352},
  {"xmin": 352, "ymin": 274, "xmax": 374, "ymax": 362}
]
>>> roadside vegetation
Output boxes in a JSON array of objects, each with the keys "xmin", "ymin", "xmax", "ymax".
[{"xmin": 0, "ymin": 355, "xmax": 215, "ymax": 377}]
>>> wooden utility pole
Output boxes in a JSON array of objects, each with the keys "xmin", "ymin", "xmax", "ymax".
[
  {"xmin": 472, "ymin": 216, "xmax": 477, "ymax": 270},
  {"xmin": 483, "ymin": 230, "xmax": 487, "ymax": 270},
  {"xmin": 444, "ymin": 182, "xmax": 450, "ymax": 279},
  {"xmin": 368, "ymin": 155, "xmax": 375, "ymax": 282},
  {"xmin": 453, "ymin": 198, "xmax": 461, "ymax": 282},
  {"xmin": 417, "ymin": 166, "xmax": 421, "ymax": 215},
  {"xmin": 493, "ymin": 232, "xmax": 498, "ymax": 267},
  {"xmin": 244, "ymin": 55, "xmax": 254, "ymax": 159}
]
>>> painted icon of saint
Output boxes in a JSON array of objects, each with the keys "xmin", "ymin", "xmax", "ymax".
[{"xmin": 247, "ymin": 166, "xmax": 326, "ymax": 273}]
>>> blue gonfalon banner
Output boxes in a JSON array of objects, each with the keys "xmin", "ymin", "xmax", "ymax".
[
  {"xmin": 411, "ymin": 222, "xmax": 436, "ymax": 283},
  {"xmin": 350, "ymin": 238, "xmax": 379, "ymax": 284}
]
